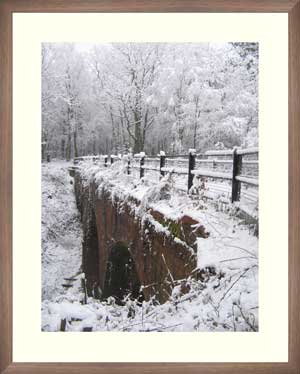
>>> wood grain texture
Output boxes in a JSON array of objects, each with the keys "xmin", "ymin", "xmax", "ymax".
[
  {"xmin": 289, "ymin": 1, "xmax": 300, "ymax": 371},
  {"xmin": 0, "ymin": 362, "xmax": 297, "ymax": 374},
  {"xmin": 0, "ymin": 0, "xmax": 299, "ymax": 12},
  {"xmin": 0, "ymin": 1, "xmax": 12, "ymax": 374},
  {"xmin": 0, "ymin": 0, "xmax": 299, "ymax": 373}
]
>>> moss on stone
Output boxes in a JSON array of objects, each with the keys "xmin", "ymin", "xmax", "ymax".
[{"xmin": 167, "ymin": 220, "xmax": 181, "ymax": 238}]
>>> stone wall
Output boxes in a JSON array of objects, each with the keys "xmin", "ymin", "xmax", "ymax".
[{"xmin": 74, "ymin": 171, "xmax": 208, "ymax": 303}]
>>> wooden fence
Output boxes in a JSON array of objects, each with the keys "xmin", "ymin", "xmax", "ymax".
[{"xmin": 74, "ymin": 147, "xmax": 258, "ymax": 204}]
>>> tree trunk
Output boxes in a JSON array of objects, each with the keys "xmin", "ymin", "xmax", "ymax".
[
  {"xmin": 93, "ymin": 138, "xmax": 96, "ymax": 155},
  {"xmin": 66, "ymin": 131, "xmax": 71, "ymax": 161},
  {"xmin": 42, "ymin": 143, "xmax": 46, "ymax": 162},
  {"xmin": 133, "ymin": 111, "xmax": 142, "ymax": 153},
  {"xmin": 193, "ymin": 122, "xmax": 197, "ymax": 149},
  {"xmin": 61, "ymin": 138, "xmax": 65, "ymax": 159},
  {"xmin": 119, "ymin": 109, "xmax": 126, "ymax": 152},
  {"xmin": 193, "ymin": 100, "xmax": 200, "ymax": 150},
  {"xmin": 66, "ymin": 106, "xmax": 72, "ymax": 161},
  {"xmin": 110, "ymin": 107, "xmax": 117, "ymax": 154},
  {"xmin": 73, "ymin": 129, "xmax": 78, "ymax": 158}
]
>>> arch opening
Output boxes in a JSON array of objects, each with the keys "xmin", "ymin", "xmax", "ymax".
[{"xmin": 103, "ymin": 242, "xmax": 144, "ymax": 305}]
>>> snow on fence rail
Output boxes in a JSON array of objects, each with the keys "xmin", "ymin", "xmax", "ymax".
[{"xmin": 73, "ymin": 146, "xmax": 258, "ymax": 204}]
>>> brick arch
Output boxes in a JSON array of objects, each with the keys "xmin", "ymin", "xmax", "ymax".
[
  {"xmin": 102, "ymin": 241, "xmax": 144, "ymax": 303},
  {"xmin": 75, "ymin": 177, "xmax": 207, "ymax": 303}
]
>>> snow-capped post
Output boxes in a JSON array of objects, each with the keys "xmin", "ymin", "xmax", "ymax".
[
  {"xmin": 104, "ymin": 156, "xmax": 108, "ymax": 167},
  {"xmin": 231, "ymin": 148, "xmax": 242, "ymax": 202},
  {"xmin": 140, "ymin": 152, "xmax": 145, "ymax": 179},
  {"xmin": 159, "ymin": 150, "xmax": 166, "ymax": 177},
  {"xmin": 111, "ymin": 155, "xmax": 114, "ymax": 165},
  {"xmin": 188, "ymin": 149, "xmax": 196, "ymax": 193}
]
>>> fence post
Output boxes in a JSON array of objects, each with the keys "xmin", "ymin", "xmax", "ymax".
[
  {"xmin": 159, "ymin": 151, "xmax": 166, "ymax": 177},
  {"xmin": 140, "ymin": 154, "xmax": 145, "ymax": 179},
  {"xmin": 111, "ymin": 155, "xmax": 114, "ymax": 165},
  {"xmin": 60, "ymin": 319, "xmax": 67, "ymax": 332},
  {"xmin": 231, "ymin": 148, "xmax": 242, "ymax": 203},
  {"xmin": 188, "ymin": 149, "xmax": 196, "ymax": 192},
  {"xmin": 127, "ymin": 158, "xmax": 131, "ymax": 175},
  {"xmin": 104, "ymin": 156, "xmax": 108, "ymax": 167}
]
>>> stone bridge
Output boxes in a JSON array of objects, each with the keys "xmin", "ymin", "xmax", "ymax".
[{"xmin": 72, "ymin": 168, "xmax": 209, "ymax": 303}]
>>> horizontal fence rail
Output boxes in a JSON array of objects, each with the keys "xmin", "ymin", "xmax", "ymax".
[{"xmin": 74, "ymin": 147, "xmax": 258, "ymax": 204}]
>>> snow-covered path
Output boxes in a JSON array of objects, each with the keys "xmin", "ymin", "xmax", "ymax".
[{"xmin": 42, "ymin": 161, "xmax": 83, "ymax": 301}]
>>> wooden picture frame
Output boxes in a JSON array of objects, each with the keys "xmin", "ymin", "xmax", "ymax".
[{"xmin": 0, "ymin": 1, "xmax": 299, "ymax": 373}]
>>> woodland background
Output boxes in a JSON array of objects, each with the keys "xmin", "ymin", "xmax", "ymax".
[{"xmin": 42, "ymin": 42, "xmax": 258, "ymax": 159}]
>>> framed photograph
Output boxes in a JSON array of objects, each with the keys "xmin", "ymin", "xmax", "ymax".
[{"xmin": 0, "ymin": 1, "xmax": 299, "ymax": 373}]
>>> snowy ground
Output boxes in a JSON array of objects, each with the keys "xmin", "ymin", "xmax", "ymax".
[
  {"xmin": 42, "ymin": 159, "xmax": 258, "ymax": 332},
  {"xmin": 42, "ymin": 161, "xmax": 83, "ymax": 302}
]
